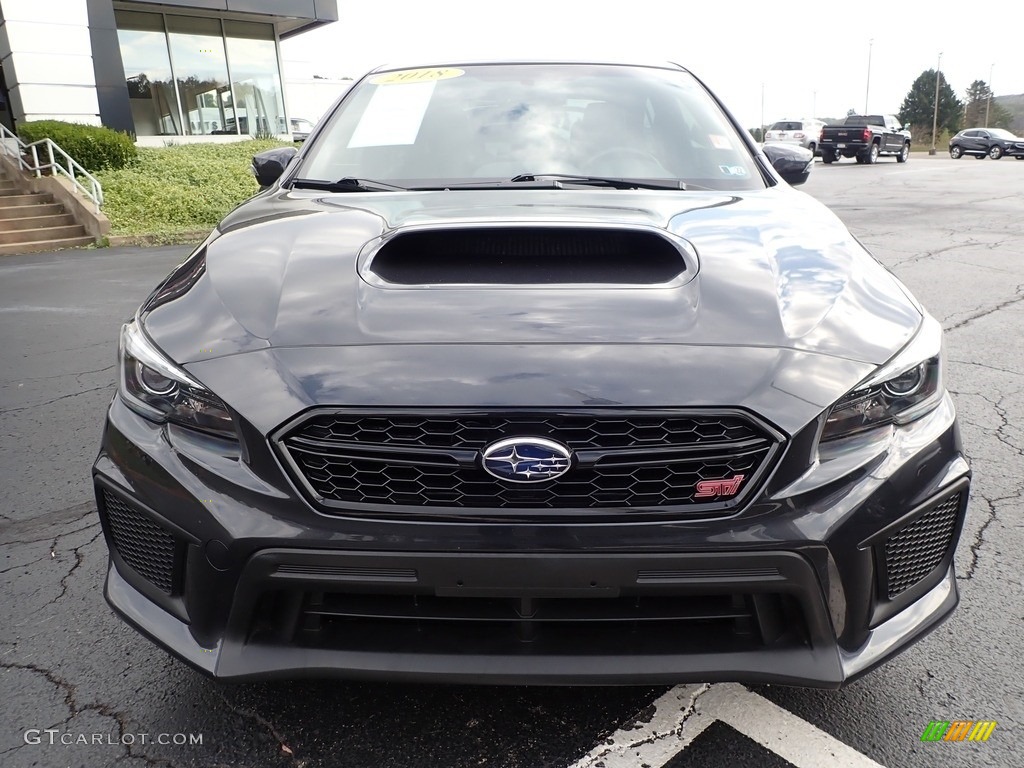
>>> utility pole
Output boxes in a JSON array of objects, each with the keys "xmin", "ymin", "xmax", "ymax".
[
  {"xmin": 985, "ymin": 63, "xmax": 994, "ymax": 128},
  {"xmin": 864, "ymin": 39, "xmax": 873, "ymax": 115},
  {"xmin": 930, "ymin": 52, "xmax": 942, "ymax": 155},
  {"xmin": 760, "ymin": 82, "xmax": 765, "ymax": 140}
]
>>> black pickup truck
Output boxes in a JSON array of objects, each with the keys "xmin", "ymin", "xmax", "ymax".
[{"xmin": 819, "ymin": 115, "xmax": 911, "ymax": 164}]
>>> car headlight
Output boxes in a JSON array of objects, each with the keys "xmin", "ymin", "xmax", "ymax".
[
  {"xmin": 119, "ymin": 321, "xmax": 236, "ymax": 439},
  {"xmin": 820, "ymin": 315, "xmax": 944, "ymax": 443}
]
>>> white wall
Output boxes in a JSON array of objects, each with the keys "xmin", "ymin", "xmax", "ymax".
[{"xmin": 0, "ymin": 0, "xmax": 100, "ymax": 125}]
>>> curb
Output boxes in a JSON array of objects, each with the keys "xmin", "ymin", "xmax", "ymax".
[{"xmin": 105, "ymin": 231, "xmax": 210, "ymax": 248}]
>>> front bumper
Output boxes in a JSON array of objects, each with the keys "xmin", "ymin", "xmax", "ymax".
[
  {"xmin": 104, "ymin": 547, "xmax": 959, "ymax": 686},
  {"xmin": 93, "ymin": 395, "xmax": 970, "ymax": 686}
]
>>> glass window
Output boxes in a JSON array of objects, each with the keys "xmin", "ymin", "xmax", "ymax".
[
  {"xmin": 166, "ymin": 15, "xmax": 235, "ymax": 136},
  {"xmin": 224, "ymin": 21, "xmax": 286, "ymax": 137},
  {"xmin": 299, "ymin": 64, "xmax": 766, "ymax": 191},
  {"xmin": 116, "ymin": 11, "xmax": 180, "ymax": 136}
]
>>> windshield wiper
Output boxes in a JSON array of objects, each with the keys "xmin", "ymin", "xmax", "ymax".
[
  {"xmin": 508, "ymin": 173, "xmax": 688, "ymax": 190},
  {"xmin": 291, "ymin": 177, "xmax": 407, "ymax": 192}
]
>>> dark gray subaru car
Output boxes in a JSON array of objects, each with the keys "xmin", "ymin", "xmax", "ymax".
[{"xmin": 94, "ymin": 61, "xmax": 970, "ymax": 687}]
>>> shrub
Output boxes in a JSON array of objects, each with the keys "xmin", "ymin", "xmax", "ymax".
[
  {"xmin": 17, "ymin": 120, "xmax": 137, "ymax": 172},
  {"xmin": 94, "ymin": 139, "xmax": 289, "ymax": 238}
]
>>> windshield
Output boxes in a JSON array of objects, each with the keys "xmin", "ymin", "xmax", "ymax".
[
  {"xmin": 770, "ymin": 122, "xmax": 803, "ymax": 131},
  {"xmin": 990, "ymin": 129, "xmax": 1017, "ymax": 140},
  {"xmin": 297, "ymin": 63, "xmax": 765, "ymax": 191}
]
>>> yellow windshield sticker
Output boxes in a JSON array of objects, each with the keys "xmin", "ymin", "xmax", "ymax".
[{"xmin": 371, "ymin": 68, "xmax": 465, "ymax": 85}]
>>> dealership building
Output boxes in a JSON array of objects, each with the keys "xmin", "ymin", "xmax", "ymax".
[{"xmin": 0, "ymin": 0, "xmax": 337, "ymax": 140}]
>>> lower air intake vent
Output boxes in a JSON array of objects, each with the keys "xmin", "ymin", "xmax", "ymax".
[
  {"xmin": 366, "ymin": 227, "xmax": 689, "ymax": 285},
  {"xmin": 884, "ymin": 492, "xmax": 962, "ymax": 599},
  {"xmin": 101, "ymin": 490, "xmax": 179, "ymax": 594}
]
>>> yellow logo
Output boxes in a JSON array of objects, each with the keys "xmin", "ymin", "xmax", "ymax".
[{"xmin": 921, "ymin": 720, "xmax": 997, "ymax": 742}]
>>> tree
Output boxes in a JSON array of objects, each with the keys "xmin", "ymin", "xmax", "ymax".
[
  {"xmin": 898, "ymin": 69, "xmax": 964, "ymax": 144},
  {"xmin": 963, "ymin": 80, "xmax": 1013, "ymax": 129}
]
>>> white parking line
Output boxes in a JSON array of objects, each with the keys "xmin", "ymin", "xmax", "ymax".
[
  {"xmin": 569, "ymin": 683, "xmax": 886, "ymax": 768},
  {"xmin": 702, "ymin": 685, "xmax": 886, "ymax": 768},
  {"xmin": 569, "ymin": 684, "xmax": 712, "ymax": 768}
]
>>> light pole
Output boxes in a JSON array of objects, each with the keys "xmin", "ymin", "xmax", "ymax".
[
  {"xmin": 760, "ymin": 81, "xmax": 765, "ymax": 140},
  {"xmin": 864, "ymin": 39, "xmax": 873, "ymax": 115},
  {"xmin": 812, "ymin": 90, "xmax": 817, "ymax": 119},
  {"xmin": 930, "ymin": 52, "xmax": 942, "ymax": 155},
  {"xmin": 985, "ymin": 63, "xmax": 994, "ymax": 127}
]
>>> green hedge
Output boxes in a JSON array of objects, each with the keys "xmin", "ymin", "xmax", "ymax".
[
  {"xmin": 18, "ymin": 120, "xmax": 137, "ymax": 172},
  {"xmin": 95, "ymin": 139, "xmax": 289, "ymax": 239}
]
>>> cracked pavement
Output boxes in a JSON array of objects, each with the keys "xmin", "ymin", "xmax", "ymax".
[
  {"xmin": 1, "ymin": 156, "xmax": 1022, "ymax": 767},
  {"xmin": 751, "ymin": 155, "xmax": 1024, "ymax": 768}
]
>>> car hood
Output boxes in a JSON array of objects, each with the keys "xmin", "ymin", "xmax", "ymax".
[
  {"xmin": 142, "ymin": 187, "xmax": 920, "ymax": 435},
  {"xmin": 145, "ymin": 187, "xmax": 920, "ymax": 366}
]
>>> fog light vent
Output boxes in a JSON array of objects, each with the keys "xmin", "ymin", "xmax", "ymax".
[
  {"xmin": 101, "ymin": 490, "xmax": 178, "ymax": 594},
  {"xmin": 884, "ymin": 493, "xmax": 961, "ymax": 598}
]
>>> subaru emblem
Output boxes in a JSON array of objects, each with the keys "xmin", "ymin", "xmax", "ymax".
[{"xmin": 481, "ymin": 437, "xmax": 572, "ymax": 483}]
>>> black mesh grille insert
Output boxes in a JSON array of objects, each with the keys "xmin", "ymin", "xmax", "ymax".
[
  {"xmin": 279, "ymin": 410, "xmax": 778, "ymax": 515},
  {"xmin": 296, "ymin": 412, "xmax": 763, "ymax": 450},
  {"xmin": 884, "ymin": 493, "xmax": 962, "ymax": 598},
  {"xmin": 101, "ymin": 490, "xmax": 178, "ymax": 594},
  {"xmin": 368, "ymin": 227, "xmax": 687, "ymax": 285}
]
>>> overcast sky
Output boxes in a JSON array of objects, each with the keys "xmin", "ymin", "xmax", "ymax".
[{"xmin": 281, "ymin": 0, "xmax": 1024, "ymax": 129}]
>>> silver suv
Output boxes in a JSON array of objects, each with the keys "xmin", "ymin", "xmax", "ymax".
[{"xmin": 764, "ymin": 119, "xmax": 825, "ymax": 156}]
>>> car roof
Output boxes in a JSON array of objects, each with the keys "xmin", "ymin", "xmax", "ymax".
[{"xmin": 366, "ymin": 59, "xmax": 691, "ymax": 75}]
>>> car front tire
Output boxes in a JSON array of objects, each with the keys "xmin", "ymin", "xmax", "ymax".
[
  {"xmin": 896, "ymin": 142, "xmax": 910, "ymax": 163},
  {"xmin": 989, "ymin": 145, "xmax": 1004, "ymax": 160}
]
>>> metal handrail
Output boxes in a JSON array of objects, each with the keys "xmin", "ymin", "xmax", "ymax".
[{"xmin": 0, "ymin": 123, "xmax": 104, "ymax": 212}]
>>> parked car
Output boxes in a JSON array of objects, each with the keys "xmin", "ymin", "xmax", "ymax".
[
  {"xmin": 948, "ymin": 128, "xmax": 1024, "ymax": 160},
  {"xmin": 819, "ymin": 115, "xmax": 911, "ymax": 164},
  {"xmin": 290, "ymin": 117, "xmax": 315, "ymax": 142},
  {"xmin": 95, "ymin": 60, "xmax": 969, "ymax": 687},
  {"xmin": 764, "ymin": 119, "xmax": 825, "ymax": 156}
]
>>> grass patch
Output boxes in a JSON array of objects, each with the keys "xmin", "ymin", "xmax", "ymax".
[{"xmin": 95, "ymin": 140, "xmax": 292, "ymax": 240}]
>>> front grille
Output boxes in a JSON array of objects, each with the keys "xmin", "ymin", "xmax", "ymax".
[
  {"xmin": 100, "ymin": 490, "xmax": 178, "ymax": 594},
  {"xmin": 884, "ymin": 493, "xmax": 962, "ymax": 598},
  {"xmin": 277, "ymin": 410, "xmax": 779, "ymax": 515},
  {"xmin": 249, "ymin": 590, "xmax": 807, "ymax": 655}
]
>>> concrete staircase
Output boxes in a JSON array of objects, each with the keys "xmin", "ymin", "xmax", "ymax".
[{"xmin": 0, "ymin": 171, "xmax": 93, "ymax": 255}]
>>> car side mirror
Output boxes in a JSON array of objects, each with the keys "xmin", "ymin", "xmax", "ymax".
[
  {"xmin": 251, "ymin": 146, "xmax": 299, "ymax": 189},
  {"xmin": 762, "ymin": 143, "xmax": 813, "ymax": 186}
]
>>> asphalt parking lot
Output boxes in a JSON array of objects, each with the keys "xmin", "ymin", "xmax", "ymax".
[{"xmin": 2, "ymin": 154, "xmax": 1022, "ymax": 768}]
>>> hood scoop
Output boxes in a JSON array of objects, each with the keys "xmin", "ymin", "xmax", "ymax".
[{"xmin": 361, "ymin": 225, "xmax": 693, "ymax": 288}]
